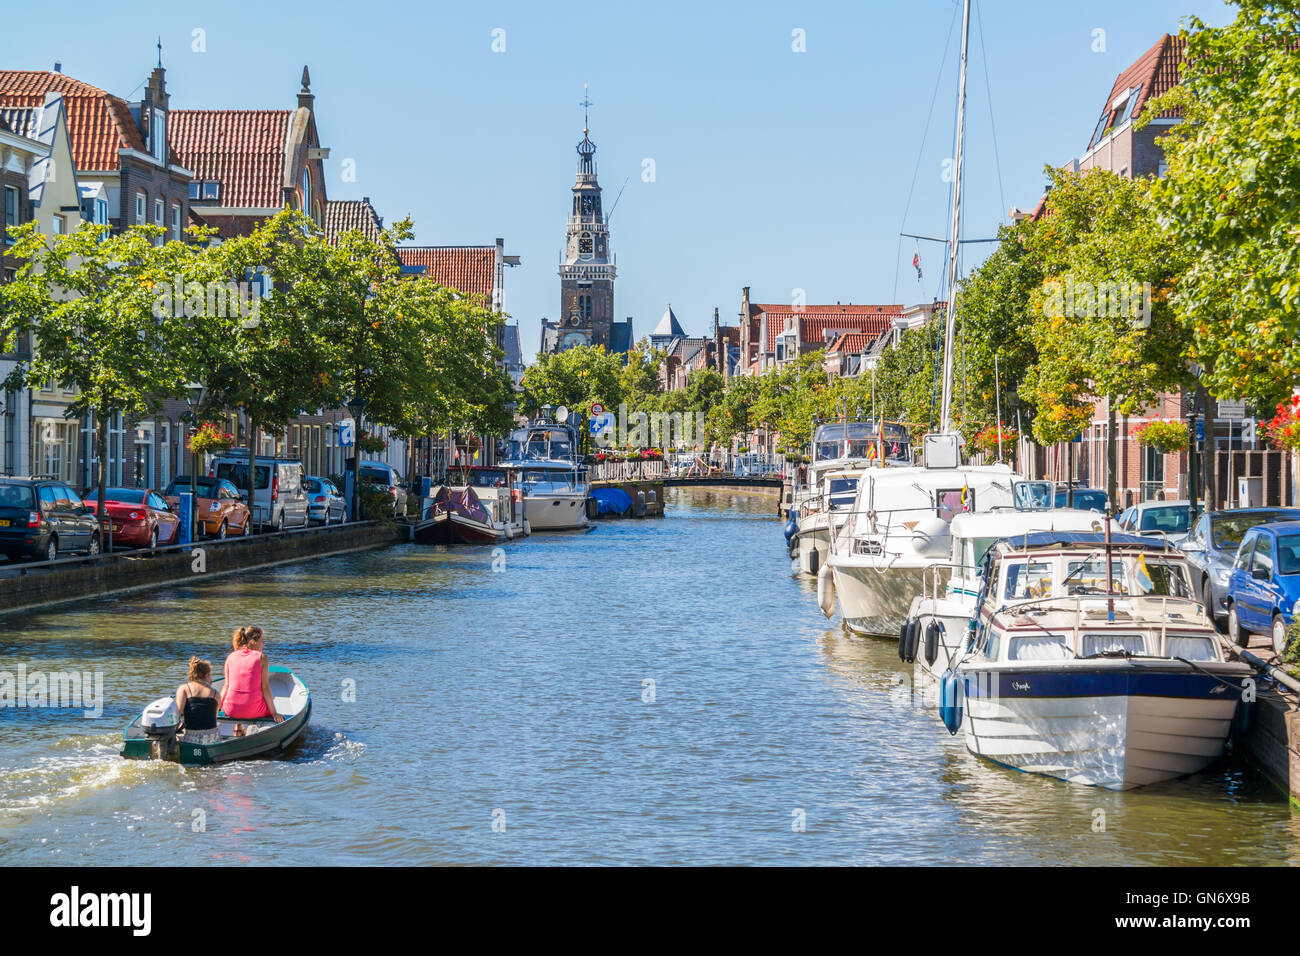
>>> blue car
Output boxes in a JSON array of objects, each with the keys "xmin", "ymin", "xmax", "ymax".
[{"xmin": 1225, "ymin": 520, "xmax": 1300, "ymax": 654}]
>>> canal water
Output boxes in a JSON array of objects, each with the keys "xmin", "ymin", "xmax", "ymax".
[{"xmin": 1, "ymin": 487, "xmax": 1297, "ymax": 865}]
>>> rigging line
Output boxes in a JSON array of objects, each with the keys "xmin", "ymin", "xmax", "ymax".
[
  {"xmin": 974, "ymin": 0, "xmax": 1007, "ymax": 227},
  {"xmin": 893, "ymin": 1, "xmax": 961, "ymax": 303}
]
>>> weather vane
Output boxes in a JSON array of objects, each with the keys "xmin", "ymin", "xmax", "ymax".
[{"xmin": 580, "ymin": 83, "xmax": 592, "ymax": 134}]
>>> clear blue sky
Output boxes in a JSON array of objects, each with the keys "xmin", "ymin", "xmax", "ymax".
[{"xmin": 11, "ymin": 0, "xmax": 1236, "ymax": 361}]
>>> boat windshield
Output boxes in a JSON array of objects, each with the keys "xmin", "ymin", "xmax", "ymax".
[
  {"xmin": 510, "ymin": 429, "xmax": 575, "ymax": 462},
  {"xmin": 827, "ymin": 477, "xmax": 858, "ymax": 508},
  {"xmin": 813, "ymin": 423, "xmax": 876, "ymax": 462},
  {"xmin": 1014, "ymin": 481, "xmax": 1052, "ymax": 510},
  {"xmin": 521, "ymin": 469, "xmax": 583, "ymax": 493}
]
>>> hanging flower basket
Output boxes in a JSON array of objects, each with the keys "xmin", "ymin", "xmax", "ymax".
[
  {"xmin": 968, "ymin": 424, "xmax": 1019, "ymax": 459},
  {"xmin": 187, "ymin": 423, "xmax": 234, "ymax": 456},
  {"xmin": 1266, "ymin": 396, "xmax": 1300, "ymax": 453},
  {"xmin": 1132, "ymin": 419, "xmax": 1188, "ymax": 453},
  {"xmin": 357, "ymin": 431, "xmax": 387, "ymax": 454}
]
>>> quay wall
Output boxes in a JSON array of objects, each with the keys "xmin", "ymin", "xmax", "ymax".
[
  {"xmin": 1238, "ymin": 686, "xmax": 1300, "ymax": 803},
  {"xmin": 589, "ymin": 481, "xmax": 665, "ymax": 518},
  {"xmin": 0, "ymin": 521, "xmax": 407, "ymax": 618}
]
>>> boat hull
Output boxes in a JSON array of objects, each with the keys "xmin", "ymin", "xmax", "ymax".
[
  {"xmin": 526, "ymin": 493, "xmax": 589, "ymax": 531},
  {"xmin": 121, "ymin": 666, "xmax": 311, "ymax": 766},
  {"xmin": 828, "ymin": 562, "xmax": 926, "ymax": 636},
  {"xmin": 796, "ymin": 519, "xmax": 831, "ymax": 575},
  {"xmin": 956, "ymin": 664, "xmax": 1246, "ymax": 789}
]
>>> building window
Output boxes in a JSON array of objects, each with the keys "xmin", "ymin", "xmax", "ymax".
[
  {"xmin": 1140, "ymin": 443, "xmax": 1165, "ymax": 502},
  {"xmin": 151, "ymin": 109, "xmax": 167, "ymax": 164},
  {"xmin": 51, "ymin": 215, "xmax": 63, "ymax": 235},
  {"xmin": 578, "ymin": 295, "xmax": 591, "ymax": 323},
  {"xmin": 171, "ymin": 203, "xmax": 181, "ymax": 240},
  {"xmin": 136, "ymin": 192, "xmax": 146, "ymax": 225},
  {"xmin": 189, "ymin": 181, "xmax": 222, "ymax": 201},
  {"xmin": 3, "ymin": 186, "xmax": 17, "ymax": 243},
  {"xmin": 300, "ymin": 168, "xmax": 311, "ymax": 216}
]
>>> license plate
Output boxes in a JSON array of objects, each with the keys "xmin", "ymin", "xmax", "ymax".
[{"xmin": 0, "ymin": 519, "xmax": 9, "ymax": 528}]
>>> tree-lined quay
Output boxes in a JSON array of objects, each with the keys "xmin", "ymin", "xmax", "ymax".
[{"xmin": 0, "ymin": 211, "xmax": 513, "ymax": 525}]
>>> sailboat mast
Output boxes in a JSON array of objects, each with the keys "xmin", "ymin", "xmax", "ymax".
[{"xmin": 939, "ymin": 0, "xmax": 972, "ymax": 434}]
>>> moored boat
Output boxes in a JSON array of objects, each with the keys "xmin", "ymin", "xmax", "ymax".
[
  {"xmin": 939, "ymin": 531, "xmax": 1251, "ymax": 789},
  {"xmin": 121, "ymin": 665, "xmax": 311, "ymax": 766}
]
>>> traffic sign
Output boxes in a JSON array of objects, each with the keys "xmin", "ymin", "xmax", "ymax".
[
  {"xmin": 339, "ymin": 418, "xmax": 356, "ymax": 447},
  {"xmin": 591, "ymin": 402, "xmax": 605, "ymax": 416},
  {"xmin": 589, "ymin": 411, "xmax": 614, "ymax": 437},
  {"xmin": 1218, "ymin": 399, "xmax": 1247, "ymax": 420}
]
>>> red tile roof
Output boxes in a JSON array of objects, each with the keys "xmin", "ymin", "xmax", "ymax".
[
  {"xmin": 0, "ymin": 70, "xmax": 145, "ymax": 172},
  {"xmin": 1089, "ymin": 34, "xmax": 1186, "ymax": 149},
  {"xmin": 323, "ymin": 198, "xmax": 383, "ymax": 243},
  {"xmin": 751, "ymin": 303, "xmax": 902, "ymax": 349},
  {"xmin": 170, "ymin": 110, "xmax": 292, "ymax": 208},
  {"xmin": 825, "ymin": 332, "xmax": 875, "ymax": 355},
  {"xmin": 397, "ymin": 246, "xmax": 496, "ymax": 300}
]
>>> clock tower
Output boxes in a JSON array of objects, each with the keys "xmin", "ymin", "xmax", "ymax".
[{"xmin": 557, "ymin": 101, "xmax": 615, "ymax": 350}]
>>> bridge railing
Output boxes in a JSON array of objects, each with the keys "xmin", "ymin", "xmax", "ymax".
[{"xmin": 589, "ymin": 459, "xmax": 668, "ymax": 482}]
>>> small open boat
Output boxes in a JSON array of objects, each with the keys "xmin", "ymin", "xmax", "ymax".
[
  {"xmin": 413, "ymin": 483, "xmax": 515, "ymax": 545},
  {"xmin": 121, "ymin": 665, "xmax": 311, "ymax": 765}
]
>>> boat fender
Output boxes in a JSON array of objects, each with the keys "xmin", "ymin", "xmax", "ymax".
[
  {"xmin": 924, "ymin": 620, "xmax": 942, "ymax": 666},
  {"xmin": 939, "ymin": 672, "xmax": 963, "ymax": 735},
  {"xmin": 523, "ymin": 520, "xmax": 531, "ymax": 537},
  {"xmin": 897, "ymin": 620, "xmax": 911, "ymax": 662},
  {"xmin": 816, "ymin": 564, "xmax": 835, "ymax": 618},
  {"xmin": 807, "ymin": 547, "xmax": 819, "ymax": 575},
  {"xmin": 784, "ymin": 513, "xmax": 799, "ymax": 540},
  {"xmin": 901, "ymin": 619, "xmax": 920, "ymax": 663},
  {"xmin": 585, "ymin": 497, "xmax": 599, "ymax": 520}
]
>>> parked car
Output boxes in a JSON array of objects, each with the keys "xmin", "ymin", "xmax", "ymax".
[
  {"xmin": 0, "ymin": 476, "xmax": 102, "ymax": 562},
  {"xmin": 210, "ymin": 454, "xmax": 309, "ymax": 531},
  {"xmin": 1180, "ymin": 507, "xmax": 1300, "ymax": 628},
  {"xmin": 162, "ymin": 476, "xmax": 252, "ymax": 539},
  {"xmin": 358, "ymin": 461, "xmax": 408, "ymax": 516},
  {"xmin": 1117, "ymin": 500, "xmax": 1192, "ymax": 544},
  {"xmin": 83, "ymin": 487, "xmax": 181, "ymax": 550},
  {"xmin": 1225, "ymin": 520, "xmax": 1300, "ymax": 653},
  {"xmin": 304, "ymin": 476, "xmax": 346, "ymax": 525},
  {"xmin": 1052, "ymin": 487, "xmax": 1110, "ymax": 514}
]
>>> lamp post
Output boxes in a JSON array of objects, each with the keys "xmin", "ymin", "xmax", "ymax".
[
  {"xmin": 184, "ymin": 382, "xmax": 206, "ymax": 541},
  {"xmin": 346, "ymin": 395, "xmax": 365, "ymax": 522}
]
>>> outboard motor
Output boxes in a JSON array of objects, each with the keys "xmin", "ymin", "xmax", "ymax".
[{"xmin": 140, "ymin": 696, "xmax": 181, "ymax": 760}]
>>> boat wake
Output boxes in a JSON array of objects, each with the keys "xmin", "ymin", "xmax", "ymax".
[
  {"xmin": 0, "ymin": 733, "xmax": 170, "ymax": 815},
  {"xmin": 294, "ymin": 727, "xmax": 365, "ymax": 763}
]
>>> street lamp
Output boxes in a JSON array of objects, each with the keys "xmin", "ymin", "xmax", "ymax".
[
  {"xmin": 184, "ymin": 382, "xmax": 206, "ymax": 542},
  {"xmin": 346, "ymin": 395, "xmax": 365, "ymax": 521}
]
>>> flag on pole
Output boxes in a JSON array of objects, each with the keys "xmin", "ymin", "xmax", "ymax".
[{"xmin": 912, "ymin": 243, "xmax": 923, "ymax": 281}]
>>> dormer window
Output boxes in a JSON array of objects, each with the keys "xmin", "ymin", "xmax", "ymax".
[{"xmin": 188, "ymin": 181, "xmax": 221, "ymax": 201}]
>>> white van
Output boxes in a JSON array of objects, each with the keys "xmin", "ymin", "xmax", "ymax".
[{"xmin": 210, "ymin": 454, "xmax": 310, "ymax": 531}]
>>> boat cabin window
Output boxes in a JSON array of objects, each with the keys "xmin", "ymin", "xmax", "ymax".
[
  {"xmin": 1065, "ymin": 558, "xmax": 1127, "ymax": 595},
  {"xmin": 1003, "ymin": 560, "xmax": 1054, "ymax": 600},
  {"xmin": 827, "ymin": 477, "xmax": 858, "ymax": 508},
  {"xmin": 961, "ymin": 536, "xmax": 999, "ymax": 571},
  {"xmin": 1081, "ymin": 633, "xmax": 1147, "ymax": 657},
  {"xmin": 1134, "ymin": 559, "xmax": 1194, "ymax": 598},
  {"xmin": 977, "ymin": 629, "xmax": 1000, "ymax": 660},
  {"xmin": 936, "ymin": 488, "xmax": 972, "ymax": 522},
  {"xmin": 1006, "ymin": 635, "xmax": 1072, "ymax": 661},
  {"xmin": 1013, "ymin": 481, "xmax": 1051, "ymax": 510},
  {"xmin": 1165, "ymin": 635, "xmax": 1217, "ymax": 661}
]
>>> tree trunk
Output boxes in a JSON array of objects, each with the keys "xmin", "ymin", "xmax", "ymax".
[
  {"xmin": 353, "ymin": 413, "xmax": 363, "ymax": 521},
  {"xmin": 246, "ymin": 417, "xmax": 258, "ymax": 530},
  {"xmin": 95, "ymin": 406, "xmax": 109, "ymax": 551},
  {"xmin": 1106, "ymin": 398, "xmax": 1119, "ymax": 515}
]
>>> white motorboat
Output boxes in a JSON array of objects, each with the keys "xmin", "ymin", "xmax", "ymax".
[
  {"xmin": 936, "ymin": 531, "xmax": 1251, "ymax": 790},
  {"xmin": 824, "ymin": 441, "xmax": 1018, "ymax": 635},
  {"xmin": 903, "ymin": 508, "xmax": 1116, "ymax": 687},
  {"xmin": 499, "ymin": 412, "xmax": 590, "ymax": 532},
  {"xmin": 789, "ymin": 420, "xmax": 912, "ymax": 574}
]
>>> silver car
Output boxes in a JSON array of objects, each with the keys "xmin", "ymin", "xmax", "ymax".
[
  {"xmin": 304, "ymin": 476, "xmax": 346, "ymax": 525},
  {"xmin": 1116, "ymin": 500, "xmax": 1192, "ymax": 545},
  {"xmin": 1181, "ymin": 508, "xmax": 1300, "ymax": 627}
]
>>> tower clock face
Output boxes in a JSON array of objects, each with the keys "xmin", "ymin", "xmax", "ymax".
[
  {"xmin": 562, "ymin": 332, "xmax": 588, "ymax": 349},
  {"xmin": 579, "ymin": 233, "xmax": 593, "ymax": 256}
]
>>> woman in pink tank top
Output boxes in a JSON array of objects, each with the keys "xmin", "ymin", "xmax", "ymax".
[{"xmin": 220, "ymin": 626, "xmax": 282, "ymax": 724}]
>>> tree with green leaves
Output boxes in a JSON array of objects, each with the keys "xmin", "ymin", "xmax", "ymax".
[
  {"xmin": 0, "ymin": 221, "xmax": 213, "ymax": 545},
  {"xmin": 1146, "ymin": 0, "xmax": 1300, "ymax": 411}
]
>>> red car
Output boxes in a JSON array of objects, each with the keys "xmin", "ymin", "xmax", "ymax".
[{"xmin": 83, "ymin": 487, "xmax": 182, "ymax": 550}]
